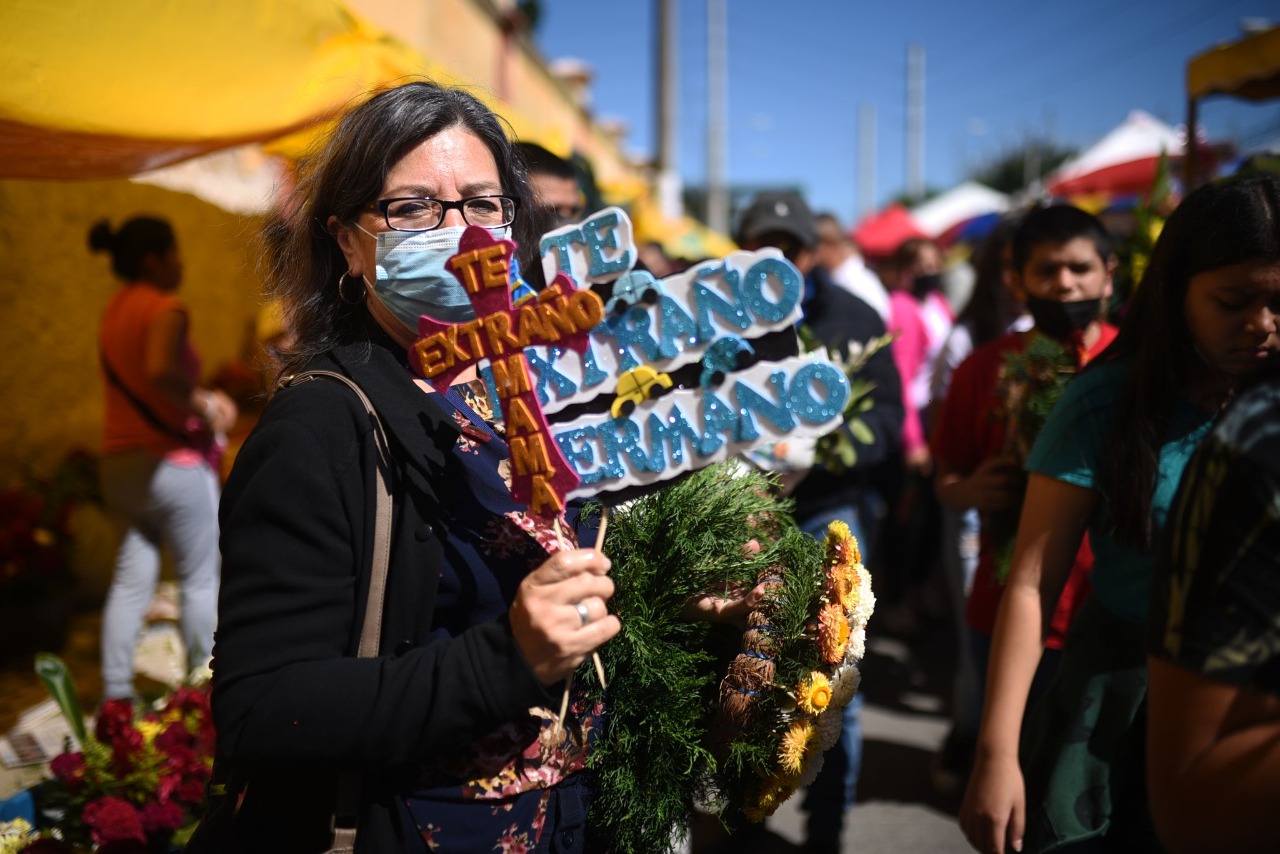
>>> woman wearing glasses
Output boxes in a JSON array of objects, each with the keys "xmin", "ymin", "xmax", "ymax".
[{"xmin": 204, "ymin": 82, "xmax": 621, "ymax": 853}]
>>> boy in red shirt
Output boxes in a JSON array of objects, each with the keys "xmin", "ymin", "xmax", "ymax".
[{"xmin": 929, "ymin": 205, "xmax": 1119, "ymax": 789}]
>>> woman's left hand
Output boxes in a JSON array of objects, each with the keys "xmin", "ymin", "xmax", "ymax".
[
  {"xmin": 680, "ymin": 539, "xmax": 766, "ymax": 629},
  {"xmin": 681, "ymin": 582, "xmax": 767, "ymax": 629}
]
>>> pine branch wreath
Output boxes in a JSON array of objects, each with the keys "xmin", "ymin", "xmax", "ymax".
[{"xmin": 582, "ymin": 462, "xmax": 874, "ymax": 852}]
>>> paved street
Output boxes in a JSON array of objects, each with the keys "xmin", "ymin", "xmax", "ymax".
[
  {"xmin": 2, "ymin": 602, "xmax": 975, "ymax": 852},
  {"xmin": 692, "ymin": 623, "xmax": 972, "ymax": 853}
]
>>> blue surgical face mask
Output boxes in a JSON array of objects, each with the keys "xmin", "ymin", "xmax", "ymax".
[{"xmin": 357, "ymin": 224, "xmax": 511, "ymax": 329}]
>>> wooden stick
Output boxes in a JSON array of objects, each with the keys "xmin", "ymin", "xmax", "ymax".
[
  {"xmin": 593, "ymin": 504, "xmax": 610, "ymax": 551},
  {"xmin": 556, "ymin": 681, "xmax": 571, "ymax": 738},
  {"xmin": 549, "ymin": 510, "xmax": 610, "ymax": 731},
  {"xmin": 590, "ymin": 505, "xmax": 611, "ymax": 690}
]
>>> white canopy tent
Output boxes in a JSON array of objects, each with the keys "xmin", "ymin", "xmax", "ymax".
[
  {"xmin": 909, "ymin": 181, "xmax": 1010, "ymax": 239},
  {"xmin": 1045, "ymin": 111, "xmax": 1184, "ymax": 197}
]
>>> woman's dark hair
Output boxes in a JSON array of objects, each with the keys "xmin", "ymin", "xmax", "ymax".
[
  {"xmin": 958, "ymin": 216, "xmax": 1022, "ymax": 347},
  {"xmin": 263, "ymin": 80, "xmax": 537, "ymax": 374},
  {"xmin": 87, "ymin": 216, "xmax": 175, "ymax": 281},
  {"xmin": 890, "ymin": 236, "xmax": 935, "ymax": 268},
  {"xmin": 1097, "ymin": 173, "xmax": 1280, "ymax": 547}
]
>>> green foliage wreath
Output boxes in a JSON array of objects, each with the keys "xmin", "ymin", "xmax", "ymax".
[{"xmin": 582, "ymin": 462, "xmax": 873, "ymax": 853}]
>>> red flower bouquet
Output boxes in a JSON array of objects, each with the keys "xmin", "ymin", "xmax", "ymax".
[{"xmin": 26, "ymin": 657, "xmax": 214, "ymax": 852}]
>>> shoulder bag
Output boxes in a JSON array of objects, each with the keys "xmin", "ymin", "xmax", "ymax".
[{"xmin": 99, "ymin": 348, "xmax": 226, "ymax": 471}]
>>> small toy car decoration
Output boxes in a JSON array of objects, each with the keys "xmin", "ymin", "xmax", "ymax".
[
  {"xmin": 699, "ymin": 336, "xmax": 755, "ymax": 388},
  {"xmin": 604, "ymin": 269, "xmax": 664, "ymax": 316},
  {"xmin": 611, "ymin": 366, "xmax": 674, "ymax": 418}
]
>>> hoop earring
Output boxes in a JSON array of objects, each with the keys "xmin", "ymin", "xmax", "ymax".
[{"xmin": 338, "ymin": 271, "xmax": 366, "ymax": 305}]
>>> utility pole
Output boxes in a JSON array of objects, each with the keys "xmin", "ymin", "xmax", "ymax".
[
  {"xmin": 705, "ymin": 0, "xmax": 729, "ymax": 234},
  {"xmin": 656, "ymin": 0, "xmax": 682, "ymax": 220},
  {"xmin": 905, "ymin": 43, "xmax": 925, "ymax": 202},
  {"xmin": 1023, "ymin": 128, "xmax": 1041, "ymax": 190},
  {"xmin": 858, "ymin": 103, "xmax": 876, "ymax": 219}
]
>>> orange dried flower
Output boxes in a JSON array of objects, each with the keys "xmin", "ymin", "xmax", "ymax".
[{"xmin": 817, "ymin": 603, "xmax": 850, "ymax": 664}]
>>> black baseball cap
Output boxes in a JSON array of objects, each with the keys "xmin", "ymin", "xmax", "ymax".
[{"xmin": 736, "ymin": 190, "xmax": 817, "ymax": 248}]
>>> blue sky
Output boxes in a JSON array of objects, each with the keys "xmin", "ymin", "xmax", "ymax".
[{"xmin": 533, "ymin": 0, "xmax": 1280, "ymax": 227}]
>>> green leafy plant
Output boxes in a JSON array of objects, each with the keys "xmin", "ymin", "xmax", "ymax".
[
  {"xmin": 989, "ymin": 333, "xmax": 1078, "ymax": 580},
  {"xmin": 798, "ymin": 326, "xmax": 895, "ymax": 473}
]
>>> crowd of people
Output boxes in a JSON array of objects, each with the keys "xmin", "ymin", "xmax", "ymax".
[{"xmin": 81, "ymin": 80, "xmax": 1278, "ymax": 853}]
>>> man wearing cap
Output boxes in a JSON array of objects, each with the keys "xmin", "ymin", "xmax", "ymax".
[{"xmin": 737, "ymin": 190, "xmax": 904, "ymax": 853}]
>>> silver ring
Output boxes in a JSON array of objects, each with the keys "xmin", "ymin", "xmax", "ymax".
[{"xmin": 575, "ymin": 601, "xmax": 591, "ymax": 627}]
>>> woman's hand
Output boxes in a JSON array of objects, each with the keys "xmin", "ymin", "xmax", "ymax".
[
  {"xmin": 960, "ymin": 752, "xmax": 1026, "ymax": 854},
  {"xmin": 959, "ymin": 455, "xmax": 1023, "ymax": 512},
  {"xmin": 680, "ymin": 538, "xmax": 767, "ymax": 629},
  {"xmin": 508, "ymin": 548, "xmax": 620, "ymax": 687},
  {"xmin": 201, "ymin": 389, "xmax": 239, "ymax": 434},
  {"xmin": 682, "ymin": 582, "xmax": 766, "ymax": 629},
  {"xmin": 905, "ymin": 444, "xmax": 934, "ymax": 477}
]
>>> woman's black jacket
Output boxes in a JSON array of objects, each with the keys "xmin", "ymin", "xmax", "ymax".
[{"xmin": 209, "ymin": 330, "xmax": 556, "ymax": 852}]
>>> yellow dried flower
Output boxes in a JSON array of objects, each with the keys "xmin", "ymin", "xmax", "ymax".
[
  {"xmin": 747, "ymin": 774, "xmax": 800, "ymax": 820},
  {"xmin": 778, "ymin": 719, "xmax": 815, "ymax": 775},
  {"xmin": 817, "ymin": 603, "xmax": 850, "ymax": 664},
  {"xmin": 824, "ymin": 519, "xmax": 851, "ymax": 546},
  {"xmin": 796, "ymin": 671, "xmax": 833, "ymax": 715},
  {"xmin": 823, "ymin": 520, "xmax": 862, "ymax": 570}
]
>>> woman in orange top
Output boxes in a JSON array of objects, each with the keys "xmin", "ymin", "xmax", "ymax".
[{"xmin": 90, "ymin": 215, "xmax": 236, "ymax": 700}]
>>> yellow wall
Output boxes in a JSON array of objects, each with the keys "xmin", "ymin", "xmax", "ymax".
[
  {"xmin": 0, "ymin": 179, "xmax": 265, "ymax": 480},
  {"xmin": 0, "ymin": 0, "xmax": 650, "ymax": 481}
]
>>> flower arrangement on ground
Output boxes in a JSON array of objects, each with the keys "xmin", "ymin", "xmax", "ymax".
[
  {"xmin": 0, "ymin": 818, "xmax": 44, "ymax": 854},
  {"xmin": 0, "ymin": 452, "xmax": 99, "ymax": 597},
  {"xmin": 20, "ymin": 655, "xmax": 214, "ymax": 852},
  {"xmin": 582, "ymin": 463, "xmax": 874, "ymax": 853}
]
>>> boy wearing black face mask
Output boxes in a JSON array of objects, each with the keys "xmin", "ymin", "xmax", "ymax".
[{"xmin": 927, "ymin": 204, "xmax": 1118, "ymax": 784}]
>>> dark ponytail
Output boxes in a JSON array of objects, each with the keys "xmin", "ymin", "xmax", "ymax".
[{"xmin": 87, "ymin": 216, "xmax": 175, "ymax": 281}]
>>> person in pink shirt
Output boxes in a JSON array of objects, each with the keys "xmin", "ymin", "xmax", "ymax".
[
  {"xmin": 874, "ymin": 239, "xmax": 949, "ymax": 635},
  {"xmin": 886, "ymin": 283, "xmax": 931, "ymax": 469}
]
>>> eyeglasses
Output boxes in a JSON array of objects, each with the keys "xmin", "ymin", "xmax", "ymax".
[{"xmin": 372, "ymin": 195, "xmax": 520, "ymax": 232}]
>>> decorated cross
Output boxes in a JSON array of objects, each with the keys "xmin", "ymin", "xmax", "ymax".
[
  {"xmin": 411, "ymin": 225, "xmax": 604, "ymax": 517},
  {"xmin": 411, "ymin": 206, "xmax": 850, "ymax": 517}
]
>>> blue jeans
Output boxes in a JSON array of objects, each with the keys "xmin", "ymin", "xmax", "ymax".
[
  {"xmin": 100, "ymin": 452, "xmax": 221, "ymax": 699},
  {"xmin": 797, "ymin": 503, "xmax": 867, "ymax": 848},
  {"xmin": 943, "ymin": 508, "xmax": 982, "ymax": 736}
]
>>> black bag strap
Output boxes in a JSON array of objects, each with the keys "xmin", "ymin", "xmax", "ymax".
[
  {"xmin": 99, "ymin": 347, "xmax": 190, "ymax": 442},
  {"xmin": 280, "ymin": 370, "xmax": 395, "ymax": 854}
]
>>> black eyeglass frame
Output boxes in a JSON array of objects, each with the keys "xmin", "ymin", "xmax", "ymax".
[{"xmin": 371, "ymin": 194, "xmax": 521, "ymax": 232}]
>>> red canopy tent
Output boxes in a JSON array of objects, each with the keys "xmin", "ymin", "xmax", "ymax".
[{"xmin": 851, "ymin": 204, "xmax": 927, "ymax": 259}]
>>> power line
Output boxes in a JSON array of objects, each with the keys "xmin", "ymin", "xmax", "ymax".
[
  {"xmin": 930, "ymin": 0, "xmax": 1126, "ymax": 107},
  {"xmin": 958, "ymin": 0, "xmax": 1250, "ymax": 115}
]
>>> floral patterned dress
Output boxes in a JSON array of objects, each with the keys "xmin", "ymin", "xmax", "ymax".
[{"xmin": 403, "ymin": 383, "xmax": 602, "ymax": 854}]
